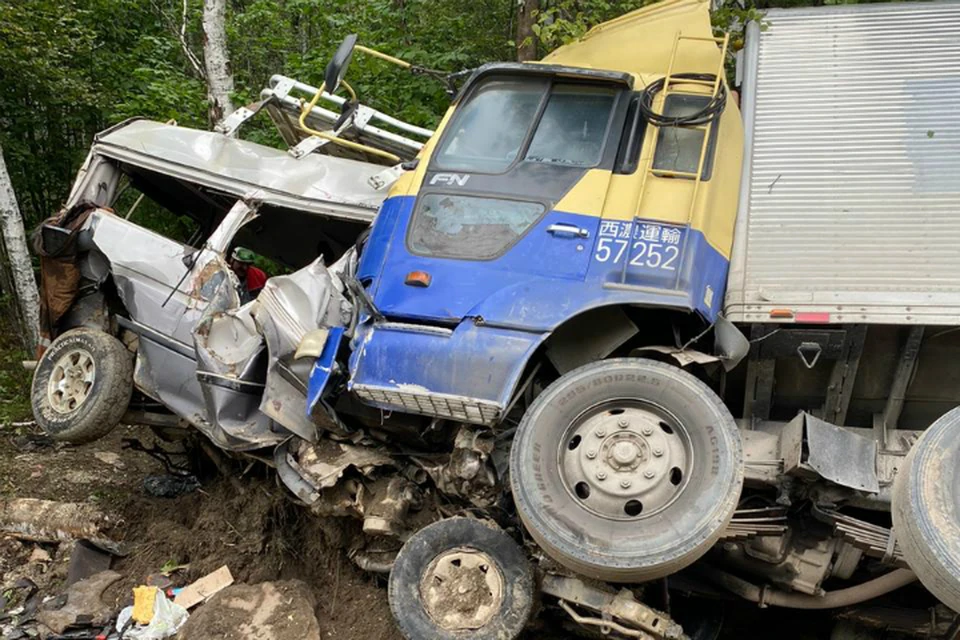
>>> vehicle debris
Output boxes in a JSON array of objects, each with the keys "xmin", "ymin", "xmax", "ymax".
[
  {"xmin": 37, "ymin": 570, "xmax": 121, "ymax": 634},
  {"xmin": 173, "ymin": 566, "xmax": 234, "ymax": 610}
]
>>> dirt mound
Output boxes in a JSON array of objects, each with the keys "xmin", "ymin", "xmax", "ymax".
[{"xmin": 179, "ymin": 580, "xmax": 320, "ymax": 640}]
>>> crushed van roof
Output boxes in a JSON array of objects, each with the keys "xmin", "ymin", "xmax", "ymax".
[{"xmin": 93, "ymin": 119, "xmax": 386, "ymax": 222}]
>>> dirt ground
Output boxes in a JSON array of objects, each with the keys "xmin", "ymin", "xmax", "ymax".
[{"xmin": 0, "ymin": 422, "xmax": 403, "ymax": 639}]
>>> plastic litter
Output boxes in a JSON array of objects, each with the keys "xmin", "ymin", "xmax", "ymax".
[{"xmin": 116, "ymin": 589, "xmax": 188, "ymax": 639}]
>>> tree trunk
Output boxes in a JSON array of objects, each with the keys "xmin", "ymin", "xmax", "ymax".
[
  {"xmin": 516, "ymin": 0, "xmax": 540, "ymax": 61},
  {"xmin": 0, "ymin": 145, "xmax": 40, "ymax": 350},
  {"xmin": 202, "ymin": 0, "xmax": 235, "ymax": 128}
]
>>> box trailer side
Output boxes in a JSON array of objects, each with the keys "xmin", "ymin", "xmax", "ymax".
[{"xmin": 726, "ymin": 1, "xmax": 960, "ymax": 325}]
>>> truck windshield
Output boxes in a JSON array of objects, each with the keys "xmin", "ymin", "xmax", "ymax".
[{"xmin": 434, "ymin": 77, "xmax": 617, "ymax": 173}]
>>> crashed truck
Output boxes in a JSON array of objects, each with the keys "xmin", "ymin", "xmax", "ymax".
[{"xmin": 30, "ymin": 0, "xmax": 960, "ymax": 637}]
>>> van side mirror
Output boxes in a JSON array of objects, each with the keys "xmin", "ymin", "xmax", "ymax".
[{"xmin": 325, "ymin": 34, "xmax": 358, "ymax": 95}]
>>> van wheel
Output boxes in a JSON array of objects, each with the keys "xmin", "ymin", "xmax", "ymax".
[
  {"xmin": 892, "ymin": 407, "xmax": 960, "ymax": 612},
  {"xmin": 388, "ymin": 518, "xmax": 534, "ymax": 640},
  {"xmin": 31, "ymin": 328, "xmax": 133, "ymax": 444},
  {"xmin": 510, "ymin": 358, "xmax": 743, "ymax": 583}
]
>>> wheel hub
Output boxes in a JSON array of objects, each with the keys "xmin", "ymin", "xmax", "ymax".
[
  {"xmin": 561, "ymin": 404, "xmax": 691, "ymax": 520},
  {"xmin": 419, "ymin": 548, "xmax": 504, "ymax": 631},
  {"xmin": 47, "ymin": 348, "xmax": 96, "ymax": 415}
]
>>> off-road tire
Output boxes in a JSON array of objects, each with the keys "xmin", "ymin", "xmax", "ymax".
[
  {"xmin": 32, "ymin": 328, "xmax": 133, "ymax": 444},
  {"xmin": 892, "ymin": 407, "xmax": 960, "ymax": 612},
  {"xmin": 388, "ymin": 518, "xmax": 534, "ymax": 640},
  {"xmin": 510, "ymin": 358, "xmax": 744, "ymax": 583}
]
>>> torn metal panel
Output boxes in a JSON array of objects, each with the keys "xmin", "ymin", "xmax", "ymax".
[
  {"xmin": 417, "ymin": 425, "xmax": 498, "ymax": 508},
  {"xmin": 253, "ymin": 258, "xmax": 353, "ymax": 441},
  {"xmin": 296, "ymin": 439, "xmax": 395, "ymax": 490},
  {"xmin": 804, "ymin": 414, "xmax": 880, "ymax": 493}
]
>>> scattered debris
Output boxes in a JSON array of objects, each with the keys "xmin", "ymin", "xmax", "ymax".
[
  {"xmin": 36, "ymin": 570, "xmax": 121, "ymax": 634},
  {"xmin": 28, "ymin": 547, "xmax": 51, "ymax": 564},
  {"xmin": 93, "ymin": 452, "xmax": 124, "ymax": 469},
  {"xmin": 173, "ymin": 566, "xmax": 234, "ymax": 610},
  {"xmin": 65, "ymin": 541, "xmax": 113, "ymax": 586},
  {"xmin": 177, "ymin": 581, "xmax": 321, "ymax": 640},
  {"xmin": 142, "ymin": 474, "xmax": 201, "ymax": 498},
  {"xmin": 117, "ymin": 587, "xmax": 189, "ymax": 639}
]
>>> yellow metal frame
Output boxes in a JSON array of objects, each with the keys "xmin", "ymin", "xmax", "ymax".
[{"xmin": 639, "ymin": 31, "xmax": 731, "ymax": 225}]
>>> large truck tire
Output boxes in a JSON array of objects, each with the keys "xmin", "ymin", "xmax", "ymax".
[
  {"xmin": 31, "ymin": 328, "xmax": 133, "ymax": 444},
  {"xmin": 510, "ymin": 358, "xmax": 744, "ymax": 583},
  {"xmin": 892, "ymin": 407, "xmax": 960, "ymax": 612},
  {"xmin": 388, "ymin": 518, "xmax": 535, "ymax": 640}
]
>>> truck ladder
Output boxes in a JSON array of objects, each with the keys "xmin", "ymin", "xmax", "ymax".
[{"xmin": 618, "ymin": 31, "xmax": 730, "ymax": 288}]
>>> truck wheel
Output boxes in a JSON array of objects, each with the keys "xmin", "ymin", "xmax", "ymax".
[
  {"xmin": 31, "ymin": 328, "xmax": 133, "ymax": 444},
  {"xmin": 510, "ymin": 358, "xmax": 743, "ymax": 583},
  {"xmin": 388, "ymin": 518, "xmax": 534, "ymax": 640},
  {"xmin": 892, "ymin": 407, "xmax": 960, "ymax": 612}
]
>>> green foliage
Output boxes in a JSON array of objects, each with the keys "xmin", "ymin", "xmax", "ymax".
[
  {"xmin": 0, "ymin": 298, "xmax": 32, "ymax": 425},
  {"xmin": 0, "ymin": 0, "xmax": 867, "ymax": 234}
]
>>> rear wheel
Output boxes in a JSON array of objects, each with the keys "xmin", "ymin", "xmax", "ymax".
[
  {"xmin": 32, "ymin": 328, "xmax": 133, "ymax": 444},
  {"xmin": 388, "ymin": 518, "xmax": 534, "ymax": 640},
  {"xmin": 892, "ymin": 407, "xmax": 960, "ymax": 611},
  {"xmin": 510, "ymin": 358, "xmax": 743, "ymax": 583}
]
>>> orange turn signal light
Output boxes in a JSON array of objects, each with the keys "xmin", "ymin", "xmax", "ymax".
[
  {"xmin": 769, "ymin": 308, "xmax": 794, "ymax": 319},
  {"xmin": 405, "ymin": 271, "xmax": 432, "ymax": 287}
]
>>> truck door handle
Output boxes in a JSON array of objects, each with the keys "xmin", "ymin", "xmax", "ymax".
[{"xmin": 546, "ymin": 223, "xmax": 590, "ymax": 239}]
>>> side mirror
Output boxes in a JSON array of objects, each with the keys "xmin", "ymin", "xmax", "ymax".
[{"xmin": 325, "ymin": 34, "xmax": 358, "ymax": 95}]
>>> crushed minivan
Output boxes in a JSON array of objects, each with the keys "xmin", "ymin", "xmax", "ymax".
[{"xmin": 31, "ymin": 0, "xmax": 960, "ymax": 637}]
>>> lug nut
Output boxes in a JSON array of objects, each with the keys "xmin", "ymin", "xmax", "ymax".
[
  {"xmin": 596, "ymin": 472, "xmax": 607, "ymax": 481},
  {"xmin": 595, "ymin": 428, "xmax": 607, "ymax": 438},
  {"xmin": 653, "ymin": 447, "xmax": 664, "ymax": 457},
  {"xmin": 641, "ymin": 426, "xmax": 654, "ymax": 436},
  {"xmin": 586, "ymin": 449, "xmax": 597, "ymax": 459},
  {"xmin": 618, "ymin": 418, "xmax": 629, "ymax": 428},
  {"xmin": 644, "ymin": 470, "xmax": 656, "ymax": 479},
  {"xmin": 620, "ymin": 479, "xmax": 632, "ymax": 489}
]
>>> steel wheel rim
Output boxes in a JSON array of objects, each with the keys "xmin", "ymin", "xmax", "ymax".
[
  {"xmin": 47, "ymin": 348, "xmax": 97, "ymax": 414},
  {"xmin": 419, "ymin": 547, "xmax": 505, "ymax": 631},
  {"xmin": 557, "ymin": 399, "xmax": 693, "ymax": 521}
]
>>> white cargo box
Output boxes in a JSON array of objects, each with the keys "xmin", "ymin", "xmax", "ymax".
[{"xmin": 725, "ymin": 1, "xmax": 960, "ymax": 325}]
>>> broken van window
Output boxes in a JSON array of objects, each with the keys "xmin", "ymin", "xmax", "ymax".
[
  {"xmin": 525, "ymin": 85, "xmax": 616, "ymax": 167},
  {"xmin": 408, "ymin": 194, "xmax": 544, "ymax": 260},
  {"xmin": 434, "ymin": 78, "xmax": 548, "ymax": 173},
  {"xmin": 652, "ymin": 94, "xmax": 719, "ymax": 179}
]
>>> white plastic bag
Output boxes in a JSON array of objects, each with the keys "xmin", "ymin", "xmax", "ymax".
[{"xmin": 116, "ymin": 590, "xmax": 189, "ymax": 639}]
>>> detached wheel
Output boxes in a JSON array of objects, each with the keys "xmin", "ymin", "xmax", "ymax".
[
  {"xmin": 32, "ymin": 328, "xmax": 133, "ymax": 444},
  {"xmin": 893, "ymin": 407, "xmax": 960, "ymax": 611},
  {"xmin": 510, "ymin": 358, "xmax": 743, "ymax": 583},
  {"xmin": 388, "ymin": 518, "xmax": 534, "ymax": 640}
]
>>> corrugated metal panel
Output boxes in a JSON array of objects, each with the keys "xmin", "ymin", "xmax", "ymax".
[{"xmin": 725, "ymin": 1, "xmax": 960, "ymax": 324}]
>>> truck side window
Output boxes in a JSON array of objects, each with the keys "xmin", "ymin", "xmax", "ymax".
[
  {"xmin": 652, "ymin": 94, "xmax": 719, "ymax": 180},
  {"xmin": 524, "ymin": 85, "xmax": 617, "ymax": 168},
  {"xmin": 614, "ymin": 94, "xmax": 646, "ymax": 174}
]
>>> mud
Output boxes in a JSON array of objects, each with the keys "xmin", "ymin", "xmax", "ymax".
[{"xmin": 0, "ymin": 423, "xmax": 401, "ymax": 640}]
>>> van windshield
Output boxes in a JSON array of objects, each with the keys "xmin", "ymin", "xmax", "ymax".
[{"xmin": 433, "ymin": 76, "xmax": 617, "ymax": 173}]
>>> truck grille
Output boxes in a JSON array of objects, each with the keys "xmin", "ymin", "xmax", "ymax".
[{"xmin": 352, "ymin": 384, "xmax": 501, "ymax": 425}]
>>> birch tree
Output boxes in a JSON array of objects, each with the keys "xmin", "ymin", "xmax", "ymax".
[
  {"xmin": 0, "ymin": 145, "xmax": 40, "ymax": 350},
  {"xmin": 202, "ymin": 0, "xmax": 235, "ymax": 127}
]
